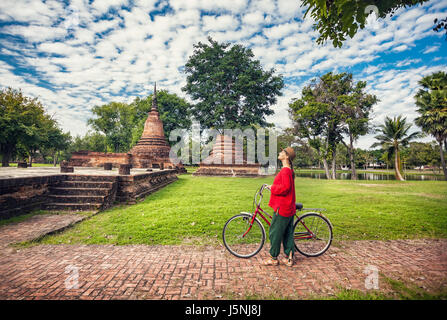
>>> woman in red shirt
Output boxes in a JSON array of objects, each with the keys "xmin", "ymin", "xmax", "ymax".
[{"xmin": 262, "ymin": 147, "xmax": 296, "ymax": 267}]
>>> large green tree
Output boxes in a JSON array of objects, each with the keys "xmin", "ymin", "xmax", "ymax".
[
  {"xmin": 182, "ymin": 37, "xmax": 284, "ymax": 131},
  {"xmin": 88, "ymin": 102, "xmax": 135, "ymax": 153},
  {"xmin": 338, "ymin": 80, "xmax": 378, "ymax": 179},
  {"xmin": 289, "ymin": 72, "xmax": 372, "ymax": 179},
  {"xmin": 371, "ymin": 115, "xmax": 421, "ymax": 181},
  {"xmin": 414, "ymin": 71, "xmax": 447, "ymax": 180},
  {"xmin": 0, "ymin": 87, "xmax": 54, "ymax": 166},
  {"xmin": 404, "ymin": 141, "xmax": 441, "ymax": 170},
  {"xmin": 300, "ymin": 0, "xmax": 445, "ymax": 48},
  {"xmin": 69, "ymin": 131, "xmax": 108, "ymax": 153},
  {"xmin": 43, "ymin": 126, "xmax": 72, "ymax": 166}
]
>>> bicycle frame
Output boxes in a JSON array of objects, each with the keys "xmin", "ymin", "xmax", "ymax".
[{"xmin": 241, "ymin": 184, "xmax": 317, "ymax": 240}]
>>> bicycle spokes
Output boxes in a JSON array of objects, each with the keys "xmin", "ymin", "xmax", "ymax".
[
  {"xmin": 294, "ymin": 213, "xmax": 333, "ymax": 257},
  {"xmin": 222, "ymin": 213, "xmax": 266, "ymax": 258}
]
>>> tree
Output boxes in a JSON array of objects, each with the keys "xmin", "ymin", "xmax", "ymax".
[
  {"xmin": 182, "ymin": 36, "xmax": 284, "ymax": 131},
  {"xmin": 433, "ymin": 17, "xmax": 447, "ymax": 40},
  {"xmin": 299, "ymin": 0, "xmax": 445, "ymax": 48},
  {"xmin": 20, "ymin": 113, "xmax": 59, "ymax": 166},
  {"xmin": 43, "ymin": 127, "xmax": 72, "ymax": 166},
  {"xmin": 414, "ymin": 71, "xmax": 447, "ymax": 180},
  {"xmin": 130, "ymin": 89, "xmax": 192, "ymax": 147},
  {"xmin": 289, "ymin": 72, "xmax": 360, "ymax": 179},
  {"xmin": 339, "ymin": 80, "xmax": 378, "ymax": 179},
  {"xmin": 69, "ymin": 131, "xmax": 107, "ymax": 154},
  {"xmin": 371, "ymin": 115, "xmax": 421, "ymax": 181},
  {"xmin": 0, "ymin": 87, "xmax": 49, "ymax": 166},
  {"xmin": 289, "ymin": 86, "xmax": 333, "ymax": 178},
  {"xmin": 88, "ymin": 102, "xmax": 135, "ymax": 153},
  {"xmin": 404, "ymin": 141, "xmax": 440, "ymax": 170}
]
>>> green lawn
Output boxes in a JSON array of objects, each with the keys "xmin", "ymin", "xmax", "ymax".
[
  {"xmin": 35, "ymin": 174, "xmax": 447, "ymax": 246},
  {"xmin": 5, "ymin": 163, "xmax": 58, "ymax": 167}
]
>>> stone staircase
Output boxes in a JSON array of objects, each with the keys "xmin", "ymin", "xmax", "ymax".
[{"xmin": 45, "ymin": 175, "xmax": 118, "ymax": 212}]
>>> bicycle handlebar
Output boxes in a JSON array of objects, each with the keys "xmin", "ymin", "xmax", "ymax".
[{"xmin": 253, "ymin": 184, "xmax": 270, "ymax": 209}]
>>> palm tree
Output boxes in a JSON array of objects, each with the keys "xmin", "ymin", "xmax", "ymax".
[
  {"xmin": 414, "ymin": 71, "xmax": 447, "ymax": 181},
  {"xmin": 371, "ymin": 115, "xmax": 420, "ymax": 181}
]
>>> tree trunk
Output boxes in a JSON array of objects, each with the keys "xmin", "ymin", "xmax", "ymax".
[
  {"xmin": 394, "ymin": 149, "xmax": 405, "ymax": 181},
  {"xmin": 28, "ymin": 154, "xmax": 33, "ymax": 167},
  {"xmin": 439, "ymin": 140, "xmax": 447, "ymax": 181},
  {"xmin": 322, "ymin": 158, "xmax": 331, "ymax": 180},
  {"xmin": 1, "ymin": 149, "xmax": 10, "ymax": 167},
  {"xmin": 348, "ymin": 135, "xmax": 357, "ymax": 180},
  {"xmin": 53, "ymin": 151, "xmax": 57, "ymax": 167},
  {"xmin": 331, "ymin": 149, "xmax": 337, "ymax": 180}
]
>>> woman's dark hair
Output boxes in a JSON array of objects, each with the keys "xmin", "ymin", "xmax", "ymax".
[{"xmin": 283, "ymin": 149, "xmax": 295, "ymax": 181}]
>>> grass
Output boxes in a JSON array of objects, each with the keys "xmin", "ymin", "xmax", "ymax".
[
  {"xmin": 4, "ymin": 163, "xmax": 58, "ymax": 167},
  {"xmin": 34, "ymin": 174, "xmax": 447, "ymax": 246},
  {"xmin": 296, "ymin": 168, "xmax": 445, "ymax": 177},
  {"xmin": 216, "ymin": 275, "xmax": 447, "ymax": 300},
  {"xmin": 312, "ymin": 276, "xmax": 447, "ymax": 300}
]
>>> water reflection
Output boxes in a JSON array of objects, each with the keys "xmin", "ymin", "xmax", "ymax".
[{"xmin": 294, "ymin": 172, "xmax": 444, "ymax": 181}]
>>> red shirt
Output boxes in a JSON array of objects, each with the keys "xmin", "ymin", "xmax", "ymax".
[{"xmin": 268, "ymin": 167, "xmax": 296, "ymax": 217}]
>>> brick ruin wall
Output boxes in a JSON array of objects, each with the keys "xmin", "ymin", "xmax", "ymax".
[
  {"xmin": 0, "ymin": 170, "xmax": 178, "ymax": 220},
  {"xmin": 68, "ymin": 150, "xmax": 180, "ymax": 170},
  {"xmin": 0, "ymin": 176, "xmax": 63, "ymax": 220},
  {"xmin": 68, "ymin": 151, "xmax": 131, "ymax": 168}
]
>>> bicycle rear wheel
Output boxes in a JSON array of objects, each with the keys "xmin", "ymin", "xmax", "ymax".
[
  {"xmin": 293, "ymin": 213, "xmax": 332, "ymax": 257},
  {"xmin": 222, "ymin": 213, "xmax": 266, "ymax": 258}
]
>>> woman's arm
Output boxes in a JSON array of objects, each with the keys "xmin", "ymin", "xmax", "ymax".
[{"xmin": 270, "ymin": 169, "xmax": 291, "ymax": 196}]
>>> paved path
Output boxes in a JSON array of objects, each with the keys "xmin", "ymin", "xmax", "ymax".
[
  {"xmin": 0, "ymin": 214, "xmax": 86, "ymax": 248},
  {"xmin": 0, "ymin": 213, "xmax": 446, "ymax": 299},
  {"xmin": 1, "ymin": 239, "xmax": 446, "ymax": 300}
]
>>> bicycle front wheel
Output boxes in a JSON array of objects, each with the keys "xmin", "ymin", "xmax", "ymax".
[
  {"xmin": 294, "ymin": 213, "xmax": 332, "ymax": 257},
  {"xmin": 222, "ymin": 213, "xmax": 266, "ymax": 258}
]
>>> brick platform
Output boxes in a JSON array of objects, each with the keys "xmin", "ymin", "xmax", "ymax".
[
  {"xmin": 0, "ymin": 167, "xmax": 178, "ymax": 218},
  {"xmin": 0, "ymin": 214, "xmax": 86, "ymax": 248},
  {"xmin": 0, "ymin": 239, "xmax": 446, "ymax": 300}
]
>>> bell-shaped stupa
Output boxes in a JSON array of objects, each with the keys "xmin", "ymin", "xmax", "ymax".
[
  {"xmin": 193, "ymin": 134, "xmax": 261, "ymax": 176},
  {"xmin": 130, "ymin": 84, "xmax": 185, "ymax": 171}
]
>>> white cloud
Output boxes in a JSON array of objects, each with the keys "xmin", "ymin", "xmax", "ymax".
[
  {"xmin": 392, "ymin": 44, "xmax": 409, "ymax": 52},
  {"xmin": 264, "ymin": 22, "xmax": 299, "ymax": 40},
  {"xmin": 91, "ymin": 0, "xmax": 129, "ymax": 16},
  {"xmin": 0, "ymin": 0, "xmax": 446, "ymax": 147},
  {"xmin": 242, "ymin": 11, "xmax": 265, "ymax": 26},
  {"xmin": 2, "ymin": 24, "xmax": 68, "ymax": 43},
  {"xmin": 423, "ymin": 45, "xmax": 440, "ymax": 54},
  {"xmin": 202, "ymin": 15, "xmax": 239, "ymax": 32},
  {"xmin": 396, "ymin": 58, "xmax": 422, "ymax": 67}
]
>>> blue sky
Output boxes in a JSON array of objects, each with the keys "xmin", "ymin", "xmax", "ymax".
[{"xmin": 0, "ymin": 0, "xmax": 446, "ymax": 149}]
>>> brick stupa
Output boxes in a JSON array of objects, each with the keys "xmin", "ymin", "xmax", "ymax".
[
  {"xmin": 129, "ymin": 84, "xmax": 181, "ymax": 169},
  {"xmin": 193, "ymin": 134, "xmax": 261, "ymax": 176},
  {"xmin": 69, "ymin": 84, "xmax": 186, "ymax": 172}
]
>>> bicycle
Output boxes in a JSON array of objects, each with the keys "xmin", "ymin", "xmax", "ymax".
[{"xmin": 222, "ymin": 184, "xmax": 333, "ymax": 259}]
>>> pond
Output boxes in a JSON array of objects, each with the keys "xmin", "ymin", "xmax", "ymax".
[{"xmin": 294, "ymin": 171, "xmax": 445, "ymax": 181}]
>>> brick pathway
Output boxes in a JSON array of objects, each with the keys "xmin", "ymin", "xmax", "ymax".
[
  {"xmin": 0, "ymin": 214, "xmax": 86, "ymax": 247},
  {"xmin": 0, "ymin": 239, "xmax": 446, "ymax": 300}
]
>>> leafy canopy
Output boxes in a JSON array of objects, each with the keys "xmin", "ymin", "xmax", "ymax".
[
  {"xmin": 300, "ymin": 0, "xmax": 430, "ymax": 47},
  {"xmin": 182, "ymin": 36, "xmax": 284, "ymax": 131},
  {"xmin": 414, "ymin": 71, "xmax": 447, "ymax": 143}
]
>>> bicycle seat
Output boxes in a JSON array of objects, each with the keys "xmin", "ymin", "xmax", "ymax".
[{"xmin": 296, "ymin": 203, "xmax": 303, "ymax": 211}]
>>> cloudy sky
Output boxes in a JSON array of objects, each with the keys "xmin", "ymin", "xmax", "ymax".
[{"xmin": 0, "ymin": 0, "xmax": 446, "ymax": 149}]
